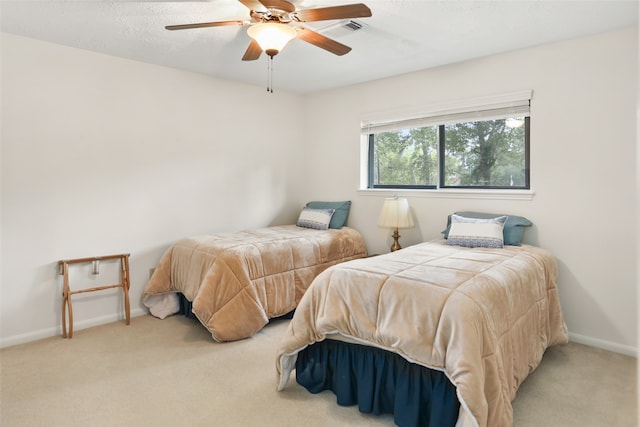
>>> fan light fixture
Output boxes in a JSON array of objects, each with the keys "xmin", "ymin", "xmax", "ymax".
[
  {"xmin": 378, "ymin": 196, "xmax": 414, "ymax": 252},
  {"xmin": 247, "ymin": 22, "xmax": 297, "ymax": 57}
]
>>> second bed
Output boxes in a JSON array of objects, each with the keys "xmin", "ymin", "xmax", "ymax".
[{"xmin": 276, "ymin": 238, "xmax": 568, "ymax": 427}]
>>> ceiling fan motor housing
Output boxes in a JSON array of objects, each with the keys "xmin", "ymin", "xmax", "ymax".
[{"xmin": 251, "ymin": 0, "xmax": 297, "ymax": 23}]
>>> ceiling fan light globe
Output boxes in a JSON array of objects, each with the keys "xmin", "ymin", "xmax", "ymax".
[{"xmin": 247, "ymin": 23, "xmax": 297, "ymax": 54}]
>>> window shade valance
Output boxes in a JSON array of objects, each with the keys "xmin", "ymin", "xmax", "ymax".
[{"xmin": 361, "ymin": 90, "xmax": 532, "ymax": 134}]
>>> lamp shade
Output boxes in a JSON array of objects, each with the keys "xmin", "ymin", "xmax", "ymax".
[
  {"xmin": 247, "ymin": 23, "xmax": 297, "ymax": 56},
  {"xmin": 378, "ymin": 197, "xmax": 414, "ymax": 229}
]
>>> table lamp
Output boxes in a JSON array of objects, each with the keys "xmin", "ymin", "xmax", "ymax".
[{"xmin": 378, "ymin": 196, "xmax": 414, "ymax": 252}]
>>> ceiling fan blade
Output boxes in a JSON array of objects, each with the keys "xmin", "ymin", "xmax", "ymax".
[
  {"xmin": 165, "ymin": 20, "xmax": 245, "ymax": 31},
  {"xmin": 296, "ymin": 27, "xmax": 351, "ymax": 56},
  {"xmin": 238, "ymin": 0, "xmax": 266, "ymax": 12},
  {"xmin": 295, "ymin": 3, "xmax": 372, "ymax": 22},
  {"xmin": 242, "ymin": 39, "xmax": 263, "ymax": 61}
]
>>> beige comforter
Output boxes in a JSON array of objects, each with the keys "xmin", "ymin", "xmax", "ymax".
[
  {"xmin": 143, "ymin": 225, "xmax": 367, "ymax": 342},
  {"xmin": 276, "ymin": 240, "xmax": 568, "ymax": 427}
]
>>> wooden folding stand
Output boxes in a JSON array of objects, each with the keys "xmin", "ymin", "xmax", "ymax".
[{"xmin": 58, "ymin": 253, "xmax": 131, "ymax": 338}]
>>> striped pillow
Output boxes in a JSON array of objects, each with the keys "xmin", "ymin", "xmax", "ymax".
[
  {"xmin": 447, "ymin": 214, "xmax": 507, "ymax": 248},
  {"xmin": 296, "ymin": 207, "xmax": 335, "ymax": 230}
]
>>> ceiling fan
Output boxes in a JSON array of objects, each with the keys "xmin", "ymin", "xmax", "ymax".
[{"xmin": 165, "ymin": 0, "xmax": 372, "ymax": 60}]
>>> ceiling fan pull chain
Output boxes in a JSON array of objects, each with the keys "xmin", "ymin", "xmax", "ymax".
[
  {"xmin": 266, "ymin": 56, "xmax": 269, "ymax": 92},
  {"xmin": 267, "ymin": 56, "xmax": 274, "ymax": 93}
]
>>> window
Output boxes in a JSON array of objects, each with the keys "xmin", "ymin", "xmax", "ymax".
[
  {"xmin": 363, "ymin": 92, "xmax": 531, "ymax": 191},
  {"xmin": 440, "ymin": 117, "xmax": 529, "ymax": 189},
  {"xmin": 368, "ymin": 126, "xmax": 439, "ymax": 189}
]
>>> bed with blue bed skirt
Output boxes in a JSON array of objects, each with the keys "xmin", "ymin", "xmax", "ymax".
[{"xmin": 276, "ymin": 239, "xmax": 568, "ymax": 427}]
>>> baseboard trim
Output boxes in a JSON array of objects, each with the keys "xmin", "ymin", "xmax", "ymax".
[
  {"xmin": 568, "ymin": 332, "xmax": 637, "ymax": 357},
  {"xmin": 3, "ymin": 313, "xmax": 636, "ymax": 357},
  {"xmin": 0, "ymin": 308, "xmax": 147, "ymax": 349}
]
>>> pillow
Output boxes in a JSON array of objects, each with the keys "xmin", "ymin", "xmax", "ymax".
[
  {"xmin": 296, "ymin": 207, "xmax": 335, "ymax": 230},
  {"xmin": 305, "ymin": 201, "xmax": 351, "ymax": 229},
  {"xmin": 447, "ymin": 214, "xmax": 507, "ymax": 248},
  {"xmin": 442, "ymin": 211, "xmax": 533, "ymax": 246}
]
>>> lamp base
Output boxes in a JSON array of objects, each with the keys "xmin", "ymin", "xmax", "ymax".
[{"xmin": 390, "ymin": 228, "xmax": 402, "ymax": 252}]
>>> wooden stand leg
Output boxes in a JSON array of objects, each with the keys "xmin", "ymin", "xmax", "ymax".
[
  {"xmin": 61, "ymin": 293, "xmax": 74, "ymax": 339},
  {"xmin": 122, "ymin": 255, "xmax": 131, "ymax": 326},
  {"xmin": 123, "ymin": 289, "xmax": 131, "ymax": 326},
  {"xmin": 66, "ymin": 294, "xmax": 74, "ymax": 339},
  {"xmin": 61, "ymin": 262, "xmax": 73, "ymax": 338},
  {"xmin": 61, "ymin": 295, "xmax": 68, "ymax": 339}
]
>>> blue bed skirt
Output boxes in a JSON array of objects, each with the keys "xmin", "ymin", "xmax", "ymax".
[
  {"xmin": 177, "ymin": 293, "xmax": 197, "ymax": 319},
  {"xmin": 177, "ymin": 293, "xmax": 295, "ymax": 321},
  {"xmin": 295, "ymin": 339, "xmax": 460, "ymax": 427}
]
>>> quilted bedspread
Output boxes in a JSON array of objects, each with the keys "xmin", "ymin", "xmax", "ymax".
[
  {"xmin": 276, "ymin": 240, "xmax": 568, "ymax": 427},
  {"xmin": 142, "ymin": 225, "xmax": 367, "ymax": 342}
]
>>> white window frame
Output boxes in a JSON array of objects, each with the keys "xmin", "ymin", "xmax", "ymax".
[{"xmin": 359, "ymin": 90, "xmax": 535, "ymax": 200}]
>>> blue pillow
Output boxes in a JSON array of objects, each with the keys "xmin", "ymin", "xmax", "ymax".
[
  {"xmin": 442, "ymin": 211, "xmax": 532, "ymax": 246},
  {"xmin": 305, "ymin": 201, "xmax": 351, "ymax": 229}
]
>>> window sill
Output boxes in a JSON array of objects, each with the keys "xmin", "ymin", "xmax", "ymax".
[{"xmin": 357, "ymin": 188, "xmax": 535, "ymax": 201}]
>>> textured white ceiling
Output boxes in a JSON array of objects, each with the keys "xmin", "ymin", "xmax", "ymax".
[{"xmin": 1, "ymin": 0, "xmax": 638, "ymax": 93}]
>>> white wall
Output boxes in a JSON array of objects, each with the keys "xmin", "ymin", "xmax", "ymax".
[
  {"xmin": 1, "ymin": 34, "xmax": 306, "ymax": 346},
  {"xmin": 2, "ymin": 28, "xmax": 637, "ymax": 356},
  {"xmin": 301, "ymin": 27, "xmax": 638, "ymax": 355}
]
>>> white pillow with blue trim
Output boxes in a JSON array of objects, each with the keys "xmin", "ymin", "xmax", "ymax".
[
  {"xmin": 296, "ymin": 207, "xmax": 335, "ymax": 230},
  {"xmin": 447, "ymin": 214, "xmax": 508, "ymax": 248}
]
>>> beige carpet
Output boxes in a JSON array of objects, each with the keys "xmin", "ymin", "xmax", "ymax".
[{"xmin": 1, "ymin": 315, "xmax": 636, "ymax": 427}]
